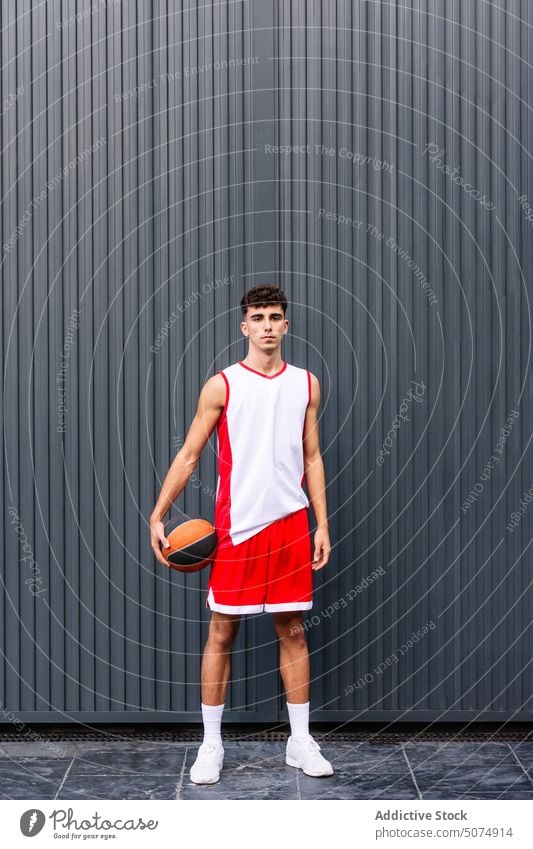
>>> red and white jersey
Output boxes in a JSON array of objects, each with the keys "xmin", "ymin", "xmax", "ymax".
[{"xmin": 214, "ymin": 360, "xmax": 311, "ymax": 547}]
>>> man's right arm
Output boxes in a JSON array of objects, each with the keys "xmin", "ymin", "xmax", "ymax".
[{"xmin": 150, "ymin": 373, "xmax": 226, "ymax": 565}]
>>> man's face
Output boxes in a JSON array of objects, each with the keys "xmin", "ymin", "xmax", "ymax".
[{"xmin": 240, "ymin": 304, "xmax": 288, "ymax": 352}]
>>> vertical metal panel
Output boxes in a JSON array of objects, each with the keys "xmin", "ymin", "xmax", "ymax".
[
  {"xmin": 1, "ymin": 0, "xmax": 532, "ymax": 723},
  {"xmin": 0, "ymin": 0, "xmax": 274, "ymax": 723},
  {"xmin": 273, "ymin": 0, "xmax": 533, "ymax": 722}
]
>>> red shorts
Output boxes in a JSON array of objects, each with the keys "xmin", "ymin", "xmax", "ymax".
[{"xmin": 206, "ymin": 507, "xmax": 313, "ymax": 614}]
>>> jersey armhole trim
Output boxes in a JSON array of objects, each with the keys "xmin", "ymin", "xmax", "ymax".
[
  {"xmin": 218, "ymin": 370, "xmax": 230, "ymax": 417},
  {"xmin": 306, "ymin": 369, "xmax": 312, "ymax": 407}
]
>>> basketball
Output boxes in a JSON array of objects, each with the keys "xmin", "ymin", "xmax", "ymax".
[{"xmin": 163, "ymin": 508, "xmax": 218, "ymax": 573}]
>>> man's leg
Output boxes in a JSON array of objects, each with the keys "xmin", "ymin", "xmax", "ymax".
[
  {"xmin": 201, "ymin": 611, "xmax": 241, "ymax": 704},
  {"xmin": 273, "ymin": 611, "xmax": 309, "ymax": 703},
  {"xmin": 273, "ymin": 610, "xmax": 333, "ymax": 777},
  {"xmin": 190, "ymin": 611, "xmax": 240, "ymax": 785}
]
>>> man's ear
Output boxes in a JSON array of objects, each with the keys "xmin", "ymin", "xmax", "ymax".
[{"xmin": 240, "ymin": 320, "xmax": 248, "ymax": 337}]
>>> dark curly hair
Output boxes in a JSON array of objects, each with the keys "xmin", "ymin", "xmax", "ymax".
[{"xmin": 240, "ymin": 285, "xmax": 288, "ymax": 317}]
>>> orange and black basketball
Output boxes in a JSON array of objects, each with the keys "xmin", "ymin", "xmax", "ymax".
[{"xmin": 163, "ymin": 508, "xmax": 218, "ymax": 573}]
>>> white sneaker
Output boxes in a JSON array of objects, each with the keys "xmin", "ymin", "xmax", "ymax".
[
  {"xmin": 286, "ymin": 734, "xmax": 334, "ymax": 777},
  {"xmin": 190, "ymin": 740, "xmax": 224, "ymax": 784}
]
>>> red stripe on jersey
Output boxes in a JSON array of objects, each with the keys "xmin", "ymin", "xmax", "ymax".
[
  {"xmin": 214, "ymin": 370, "xmax": 232, "ymax": 549},
  {"xmin": 301, "ymin": 370, "xmax": 312, "ymax": 488}
]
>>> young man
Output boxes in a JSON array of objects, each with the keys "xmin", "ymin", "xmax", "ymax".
[{"xmin": 150, "ymin": 285, "xmax": 332, "ymax": 784}]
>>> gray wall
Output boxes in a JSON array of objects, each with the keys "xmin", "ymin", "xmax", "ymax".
[{"xmin": 1, "ymin": 1, "xmax": 532, "ymax": 723}]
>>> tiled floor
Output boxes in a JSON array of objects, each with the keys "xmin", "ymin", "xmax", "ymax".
[{"xmin": 1, "ymin": 738, "xmax": 533, "ymax": 800}]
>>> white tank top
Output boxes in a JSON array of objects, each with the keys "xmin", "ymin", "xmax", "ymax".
[{"xmin": 214, "ymin": 360, "xmax": 311, "ymax": 547}]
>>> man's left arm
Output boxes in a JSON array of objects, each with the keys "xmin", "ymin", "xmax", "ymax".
[{"xmin": 303, "ymin": 373, "xmax": 331, "ymax": 570}]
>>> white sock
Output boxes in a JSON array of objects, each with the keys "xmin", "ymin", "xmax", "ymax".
[
  {"xmin": 201, "ymin": 702, "xmax": 224, "ymax": 746},
  {"xmin": 287, "ymin": 700, "xmax": 310, "ymax": 739}
]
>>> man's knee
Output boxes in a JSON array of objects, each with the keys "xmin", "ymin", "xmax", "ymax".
[
  {"xmin": 207, "ymin": 613, "xmax": 240, "ymax": 649},
  {"xmin": 273, "ymin": 612, "xmax": 307, "ymax": 642}
]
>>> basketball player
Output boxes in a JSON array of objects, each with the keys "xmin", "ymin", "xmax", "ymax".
[{"xmin": 150, "ymin": 285, "xmax": 332, "ymax": 784}]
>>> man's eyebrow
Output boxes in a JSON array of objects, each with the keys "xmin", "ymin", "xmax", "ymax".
[{"xmin": 249, "ymin": 311, "xmax": 284, "ymax": 318}]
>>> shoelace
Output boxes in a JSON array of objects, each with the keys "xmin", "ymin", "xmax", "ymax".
[
  {"xmin": 197, "ymin": 741, "xmax": 223, "ymax": 759},
  {"xmin": 295, "ymin": 735, "xmax": 321, "ymax": 753}
]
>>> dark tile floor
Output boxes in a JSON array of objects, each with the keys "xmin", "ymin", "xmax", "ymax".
[{"xmin": 2, "ymin": 736, "xmax": 533, "ymax": 800}]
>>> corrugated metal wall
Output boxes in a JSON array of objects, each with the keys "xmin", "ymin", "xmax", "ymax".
[
  {"xmin": 273, "ymin": 0, "xmax": 533, "ymax": 723},
  {"xmin": 1, "ymin": 1, "xmax": 532, "ymax": 723}
]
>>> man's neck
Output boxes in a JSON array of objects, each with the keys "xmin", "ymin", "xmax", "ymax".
[{"xmin": 240, "ymin": 351, "xmax": 285, "ymax": 376}]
